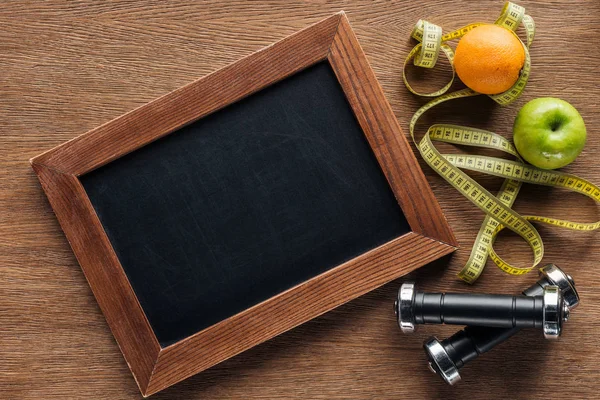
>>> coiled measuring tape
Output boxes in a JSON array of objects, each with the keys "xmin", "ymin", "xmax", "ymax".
[{"xmin": 404, "ymin": 2, "xmax": 600, "ymax": 283}]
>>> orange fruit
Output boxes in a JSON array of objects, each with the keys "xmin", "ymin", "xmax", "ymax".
[{"xmin": 454, "ymin": 24, "xmax": 525, "ymax": 95}]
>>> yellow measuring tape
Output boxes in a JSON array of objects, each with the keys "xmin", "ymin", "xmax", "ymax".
[{"xmin": 404, "ymin": 2, "xmax": 600, "ymax": 283}]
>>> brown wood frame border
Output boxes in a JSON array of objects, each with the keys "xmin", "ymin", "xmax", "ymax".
[{"xmin": 31, "ymin": 12, "xmax": 457, "ymax": 397}]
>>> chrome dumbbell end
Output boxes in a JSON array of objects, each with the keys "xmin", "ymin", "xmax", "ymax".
[
  {"xmin": 539, "ymin": 264, "xmax": 580, "ymax": 310},
  {"xmin": 538, "ymin": 264, "xmax": 579, "ymax": 339},
  {"xmin": 542, "ymin": 285, "xmax": 568, "ymax": 339},
  {"xmin": 396, "ymin": 282, "xmax": 416, "ymax": 333},
  {"xmin": 423, "ymin": 337, "xmax": 461, "ymax": 385}
]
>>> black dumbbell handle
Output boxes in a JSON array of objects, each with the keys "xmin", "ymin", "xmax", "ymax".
[{"xmin": 414, "ymin": 291, "xmax": 545, "ymax": 328}]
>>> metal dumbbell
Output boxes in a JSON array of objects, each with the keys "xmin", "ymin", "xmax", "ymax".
[
  {"xmin": 423, "ymin": 264, "xmax": 579, "ymax": 385},
  {"xmin": 395, "ymin": 278, "xmax": 569, "ymax": 338}
]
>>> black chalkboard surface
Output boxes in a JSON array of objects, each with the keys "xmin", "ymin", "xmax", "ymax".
[{"xmin": 81, "ymin": 62, "xmax": 410, "ymax": 346}]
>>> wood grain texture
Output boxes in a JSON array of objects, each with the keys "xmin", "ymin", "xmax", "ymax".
[
  {"xmin": 2, "ymin": 0, "xmax": 600, "ymax": 399},
  {"xmin": 27, "ymin": 12, "xmax": 454, "ymax": 396}
]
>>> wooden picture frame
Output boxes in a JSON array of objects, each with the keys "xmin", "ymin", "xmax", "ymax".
[{"xmin": 31, "ymin": 12, "xmax": 457, "ymax": 397}]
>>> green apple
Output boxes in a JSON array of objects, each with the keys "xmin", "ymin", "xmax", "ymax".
[{"xmin": 513, "ymin": 97, "xmax": 586, "ymax": 170}]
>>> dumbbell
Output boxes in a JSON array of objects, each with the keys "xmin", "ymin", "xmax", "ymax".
[
  {"xmin": 422, "ymin": 264, "xmax": 579, "ymax": 385},
  {"xmin": 395, "ymin": 281, "xmax": 568, "ymax": 338}
]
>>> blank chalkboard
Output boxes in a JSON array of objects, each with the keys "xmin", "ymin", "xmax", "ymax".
[
  {"xmin": 33, "ymin": 14, "xmax": 455, "ymax": 394},
  {"xmin": 81, "ymin": 62, "xmax": 410, "ymax": 346}
]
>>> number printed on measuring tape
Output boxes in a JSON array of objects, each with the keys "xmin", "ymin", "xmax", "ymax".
[{"xmin": 404, "ymin": 2, "xmax": 600, "ymax": 283}]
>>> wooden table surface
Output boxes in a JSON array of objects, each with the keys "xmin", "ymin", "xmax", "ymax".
[{"xmin": 2, "ymin": 1, "xmax": 599, "ymax": 398}]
